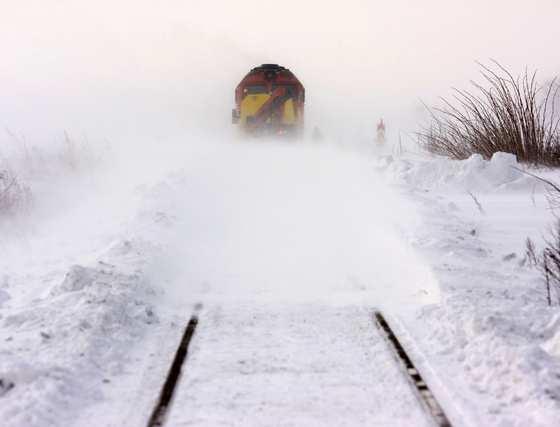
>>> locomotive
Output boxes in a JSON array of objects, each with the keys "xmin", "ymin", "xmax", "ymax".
[{"xmin": 232, "ymin": 64, "xmax": 305, "ymax": 137}]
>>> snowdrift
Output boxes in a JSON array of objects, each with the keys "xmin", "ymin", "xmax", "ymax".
[{"xmin": 380, "ymin": 151, "xmax": 556, "ymax": 193}]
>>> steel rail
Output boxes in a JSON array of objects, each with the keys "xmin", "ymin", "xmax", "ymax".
[
  {"xmin": 374, "ymin": 311, "xmax": 452, "ymax": 427},
  {"xmin": 147, "ymin": 314, "xmax": 199, "ymax": 427}
]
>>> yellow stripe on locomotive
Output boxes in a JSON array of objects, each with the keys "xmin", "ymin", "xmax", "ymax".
[{"xmin": 239, "ymin": 93, "xmax": 270, "ymax": 125}]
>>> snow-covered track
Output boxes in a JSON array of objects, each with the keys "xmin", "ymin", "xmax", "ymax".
[
  {"xmin": 147, "ymin": 313, "xmax": 199, "ymax": 427},
  {"xmin": 374, "ymin": 311, "xmax": 452, "ymax": 427}
]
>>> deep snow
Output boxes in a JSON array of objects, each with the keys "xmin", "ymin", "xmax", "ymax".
[
  {"xmin": 381, "ymin": 151, "xmax": 560, "ymax": 426},
  {"xmin": 1, "ymin": 139, "xmax": 559, "ymax": 426}
]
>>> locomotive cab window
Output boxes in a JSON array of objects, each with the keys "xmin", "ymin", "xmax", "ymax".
[
  {"xmin": 244, "ymin": 85, "xmax": 268, "ymax": 94},
  {"xmin": 271, "ymin": 84, "xmax": 297, "ymax": 93}
]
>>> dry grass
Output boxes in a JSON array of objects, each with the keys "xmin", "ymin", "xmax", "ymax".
[
  {"xmin": 419, "ymin": 61, "xmax": 560, "ymax": 167},
  {"xmin": 526, "ymin": 178, "xmax": 560, "ymax": 306},
  {"xmin": 526, "ymin": 222, "xmax": 560, "ymax": 307},
  {"xmin": 0, "ymin": 130, "xmax": 104, "ymax": 217},
  {"xmin": 0, "ymin": 168, "xmax": 32, "ymax": 216}
]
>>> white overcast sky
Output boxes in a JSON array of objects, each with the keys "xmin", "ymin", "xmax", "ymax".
[{"xmin": 1, "ymin": 0, "xmax": 559, "ymax": 142}]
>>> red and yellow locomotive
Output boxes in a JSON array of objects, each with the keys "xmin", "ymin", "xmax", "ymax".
[{"xmin": 232, "ymin": 64, "xmax": 305, "ymax": 137}]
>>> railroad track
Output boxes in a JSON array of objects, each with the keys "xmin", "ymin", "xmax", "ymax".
[
  {"xmin": 374, "ymin": 311, "xmax": 453, "ymax": 427},
  {"xmin": 146, "ymin": 307, "xmax": 454, "ymax": 427},
  {"xmin": 147, "ymin": 305, "xmax": 201, "ymax": 427}
]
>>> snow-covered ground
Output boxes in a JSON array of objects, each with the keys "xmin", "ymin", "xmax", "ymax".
[
  {"xmin": 166, "ymin": 303, "xmax": 432, "ymax": 427},
  {"xmin": 381, "ymin": 151, "xmax": 560, "ymax": 426},
  {"xmin": 1, "ymin": 138, "xmax": 559, "ymax": 426}
]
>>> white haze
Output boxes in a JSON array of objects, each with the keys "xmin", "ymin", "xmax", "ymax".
[
  {"xmin": 1, "ymin": 0, "xmax": 560, "ymax": 144},
  {"xmin": 1, "ymin": 1, "xmax": 558, "ymax": 309},
  {"xmin": 134, "ymin": 140, "xmax": 440, "ymax": 309}
]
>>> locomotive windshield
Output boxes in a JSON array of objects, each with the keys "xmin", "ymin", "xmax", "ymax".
[
  {"xmin": 244, "ymin": 85, "xmax": 268, "ymax": 94},
  {"xmin": 271, "ymin": 84, "xmax": 297, "ymax": 93}
]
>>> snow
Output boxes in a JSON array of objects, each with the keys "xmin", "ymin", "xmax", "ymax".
[
  {"xmin": 382, "ymin": 151, "xmax": 541, "ymax": 194},
  {"xmin": 166, "ymin": 303, "xmax": 431, "ymax": 427},
  {"xmin": 380, "ymin": 150, "xmax": 560, "ymax": 426},
  {"xmin": 1, "ymin": 138, "xmax": 560, "ymax": 426},
  {"xmin": 152, "ymin": 142, "xmax": 439, "ymax": 309}
]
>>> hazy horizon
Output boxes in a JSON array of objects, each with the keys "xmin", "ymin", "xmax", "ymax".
[{"xmin": 1, "ymin": 0, "xmax": 559, "ymax": 145}]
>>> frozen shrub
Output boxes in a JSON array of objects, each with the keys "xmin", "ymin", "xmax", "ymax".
[
  {"xmin": 543, "ymin": 223, "xmax": 560, "ymax": 303},
  {"xmin": 61, "ymin": 131, "xmax": 78, "ymax": 171},
  {"xmin": 0, "ymin": 168, "xmax": 32, "ymax": 216},
  {"xmin": 526, "ymin": 222, "xmax": 560, "ymax": 307},
  {"xmin": 419, "ymin": 62, "xmax": 560, "ymax": 167},
  {"xmin": 526, "ymin": 180, "xmax": 560, "ymax": 306},
  {"xmin": 4, "ymin": 130, "xmax": 105, "ymax": 178}
]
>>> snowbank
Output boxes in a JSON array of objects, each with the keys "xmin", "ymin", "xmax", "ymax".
[
  {"xmin": 380, "ymin": 152, "xmax": 555, "ymax": 193},
  {"xmin": 381, "ymin": 150, "xmax": 560, "ymax": 425},
  {"xmin": 0, "ymin": 151, "xmax": 179, "ymax": 427},
  {"xmin": 0, "ymin": 237, "xmax": 161, "ymax": 427}
]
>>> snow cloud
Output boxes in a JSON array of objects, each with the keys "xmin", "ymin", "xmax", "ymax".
[{"xmin": 142, "ymin": 139, "xmax": 440, "ymax": 310}]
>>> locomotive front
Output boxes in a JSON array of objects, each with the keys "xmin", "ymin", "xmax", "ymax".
[{"xmin": 232, "ymin": 64, "xmax": 305, "ymax": 137}]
